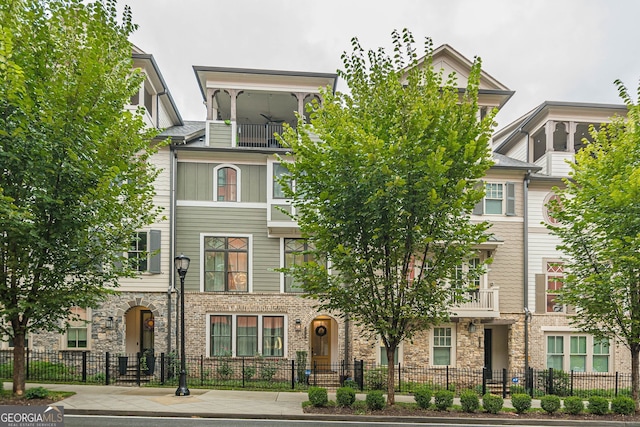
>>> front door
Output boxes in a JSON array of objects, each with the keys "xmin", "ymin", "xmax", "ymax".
[
  {"xmin": 484, "ymin": 328, "xmax": 493, "ymax": 379},
  {"xmin": 311, "ymin": 319, "xmax": 331, "ymax": 369},
  {"xmin": 140, "ymin": 310, "xmax": 154, "ymax": 355}
]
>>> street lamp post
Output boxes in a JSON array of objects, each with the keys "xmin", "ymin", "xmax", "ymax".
[{"xmin": 174, "ymin": 254, "xmax": 190, "ymax": 396}]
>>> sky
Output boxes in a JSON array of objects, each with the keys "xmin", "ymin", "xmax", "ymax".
[{"xmin": 122, "ymin": 0, "xmax": 640, "ymax": 131}]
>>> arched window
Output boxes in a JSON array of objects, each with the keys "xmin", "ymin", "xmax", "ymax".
[{"xmin": 215, "ymin": 165, "xmax": 239, "ymax": 202}]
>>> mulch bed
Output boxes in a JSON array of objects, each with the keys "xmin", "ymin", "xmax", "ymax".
[{"xmin": 304, "ymin": 405, "xmax": 640, "ymax": 422}]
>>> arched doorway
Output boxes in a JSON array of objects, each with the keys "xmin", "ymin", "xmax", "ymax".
[
  {"xmin": 310, "ymin": 316, "xmax": 338, "ymax": 370},
  {"xmin": 124, "ymin": 306, "xmax": 155, "ymax": 355}
]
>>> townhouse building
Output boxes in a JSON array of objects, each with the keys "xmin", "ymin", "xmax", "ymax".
[{"xmin": 493, "ymin": 101, "xmax": 630, "ymax": 373}]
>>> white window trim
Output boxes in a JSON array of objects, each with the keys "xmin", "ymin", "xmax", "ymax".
[
  {"xmin": 205, "ymin": 313, "xmax": 288, "ymax": 358},
  {"xmin": 544, "ymin": 259, "xmax": 565, "ymax": 314},
  {"xmin": 377, "ymin": 339, "xmax": 404, "ymax": 366},
  {"xmin": 200, "ymin": 233, "xmax": 253, "ymax": 293},
  {"xmin": 430, "ymin": 325, "xmax": 456, "ymax": 367},
  {"xmin": 213, "ymin": 164, "xmax": 241, "ymax": 202},
  {"xmin": 484, "ymin": 182, "xmax": 504, "ymax": 215},
  {"xmin": 62, "ymin": 307, "xmax": 92, "ymax": 351},
  {"xmin": 126, "ymin": 230, "xmax": 161, "ymax": 274},
  {"xmin": 545, "ymin": 333, "xmax": 612, "ymax": 373},
  {"xmin": 1, "ymin": 333, "xmax": 32, "ymax": 350}
]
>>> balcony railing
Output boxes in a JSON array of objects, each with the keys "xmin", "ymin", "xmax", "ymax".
[
  {"xmin": 452, "ymin": 288, "xmax": 499, "ymax": 317},
  {"xmin": 237, "ymin": 123, "xmax": 287, "ymax": 148}
]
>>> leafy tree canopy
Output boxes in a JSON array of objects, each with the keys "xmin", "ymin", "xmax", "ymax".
[
  {"xmin": 279, "ymin": 29, "xmax": 495, "ymax": 403},
  {"xmin": 547, "ymin": 80, "xmax": 640, "ymax": 404},
  {"xmin": 0, "ymin": 0, "xmax": 162, "ymax": 394}
]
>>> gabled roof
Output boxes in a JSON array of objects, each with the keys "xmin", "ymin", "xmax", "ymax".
[
  {"xmin": 409, "ymin": 44, "xmax": 514, "ymax": 109},
  {"xmin": 157, "ymin": 121, "xmax": 205, "ymax": 144},
  {"xmin": 494, "ymin": 101, "xmax": 627, "ymax": 154},
  {"xmin": 132, "ymin": 48, "xmax": 183, "ymax": 126}
]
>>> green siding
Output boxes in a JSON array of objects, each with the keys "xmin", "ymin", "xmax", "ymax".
[
  {"xmin": 176, "ymin": 207, "xmax": 280, "ymax": 293},
  {"xmin": 209, "ymin": 122, "xmax": 232, "ymax": 147},
  {"xmin": 177, "ymin": 163, "xmax": 266, "ymax": 202}
]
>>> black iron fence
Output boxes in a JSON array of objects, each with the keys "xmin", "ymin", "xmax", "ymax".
[{"xmin": 0, "ymin": 350, "xmax": 632, "ymax": 398}]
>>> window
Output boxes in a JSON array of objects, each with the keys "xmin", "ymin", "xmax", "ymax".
[
  {"xmin": 547, "ymin": 336, "xmax": 564, "ymax": 370},
  {"xmin": 210, "ymin": 315, "xmax": 232, "ymax": 356},
  {"xmin": 127, "ymin": 230, "xmax": 161, "ymax": 273},
  {"xmin": 546, "ymin": 262, "xmax": 564, "ymax": 313},
  {"xmin": 284, "ymin": 239, "xmax": 316, "ymax": 293},
  {"xmin": 473, "ymin": 182, "xmax": 515, "ymax": 216},
  {"xmin": 216, "ymin": 167, "xmax": 238, "ymax": 201},
  {"xmin": 485, "ymin": 183, "xmax": 503, "ymax": 214},
  {"xmin": 66, "ymin": 307, "xmax": 89, "ymax": 349},
  {"xmin": 273, "ymin": 163, "xmax": 291, "ymax": 199},
  {"xmin": 237, "ymin": 316, "xmax": 258, "ymax": 357},
  {"xmin": 570, "ymin": 336, "xmax": 587, "ymax": 372},
  {"xmin": 6, "ymin": 333, "xmax": 29, "ymax": 349},
  {"xmin": 209, "ymin": 314, "xmax": 285, "ymax": 357},
  {"xmin": 454, "ymin": 257, "xmax": 482, "ymax": 301},
  {"xmin": 262, "ymin": 316, "xmax": 284, "ymax": 357},
  {"xmin": 379, "ymin": 341, "xmax": 401, "ymax": 366},
  {"xmin": 432, "ymin": 327, "xmax": 452, "ymax": 366},
  {"xmin": 543, "ymin": 193, "xmax": 561, "ymax": 225},
  {"xmin": 204, "ymin": 236, "xmax": 249, "ymax": 292},
  {"xmin": 593, "ymin": 338, "xmax": 610, "ymax": 372},
  {"xmin": 546, "ymin": 334, "xmax": 610, "ymax": 372}
]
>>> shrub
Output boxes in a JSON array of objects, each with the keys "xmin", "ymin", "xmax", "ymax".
[
  {"xmin": 563, "ymin": 396, "xmax": 584, "ymax": 415},
  {"xmin": 482, "ymin": 393, "xmax": 503, "ymax": 414},
  {"xmin": 25, "ymin": 387, "xmax": 49, "ymax": 400},
  {"xmin": 413, "ymin": 385, "xmax": 432, "ymax": 409},
  {"xmin": 364, "ymin": 367, "xmax": 387, "ymax": 390},
  {"xmin": 460, "ymin": 389, "xmax": 479, "ymax": 413},
  {"xmin": 511, "ymin": 393, "xmax": 532, "ymax": 414},
  {"xmin": 343, "ymin": 379, "xmax": 358, "ymax": 390},
  {"xmin": 536, "ymin": 369, "xmax": 570, "ymax": 396},
  {"xmin": 308, "ymin": 387, "xmax": 328, "ymax": 407},
  {"xmin": 434, "ymin": 389, "xmax": 454, "ymax": 411},
  {"xmin": 509, "ymin": 385, "xmax": 525, "ymax": 395},
  {"xmin": 365, "ymin": 390, "xmax": 385, "ymax": 410},
  {"xmin": 259, "ymin": 361, "xmax": 277, "ymax": 381},
  {"xmin": 243, "ymin": 364, "xmax": 256, "ymax": 380},
  {"xmin": 611, "ymin": 396, "xmax": 635, "ymax": 415},
  {"xmin": 295, "ymin": 351, "xmax": 307, "ymax": 384},
  {"xmin": 336, "ymin": 387, "xmax": 356, "ymax": 407},
  {"xmin": 588, "ymin": 396, "xmax": 609, "ymax": 415},
  {"xmin": 540, "ymin": 394, "xmax": 561, "ymax": 414}
]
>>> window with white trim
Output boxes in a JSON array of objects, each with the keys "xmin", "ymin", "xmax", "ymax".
[
  {"xmin": 546, "ymin": 334, "xmax": 610, "ymax": 372},
  {"xmin": 217, "ymin": 167, "xmax": 238, "ymax": 201},
  {"xmin": 284, "ymin": 238, "xmax": 316, "ymax": 293},
  {"xmin": 379, "ymin": 340, "xmax": 402, "ymax": 366},
  {"xmin": 65, "ymin": 307, "xmax": 89, "ymax": 349},
  {"xmin": 127, "ymin": 230, "xmax": 161, "ymax": 273},
  {"xmin": 209, "ymin": 314, "xmax": 285, "ymax": 357},
  {"xmin": 546, "ymin": 262, "xmax": 564, "ymax": 313},
  {"xmin": 473, "ymin": 182, "xmax": 516, "ymax": 216},
  {"xmin": 273, "ymin": 163, "xmax": 291, "ymax": 199},
  {"xmin": 204, "ymin": 236, "xmax": 249, "ymax": 292},
  {"xmin": 432, "ymin": 327, "xmax": 454, "ymax": 366}
]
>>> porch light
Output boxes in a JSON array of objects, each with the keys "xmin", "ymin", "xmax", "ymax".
[
  {"xmin": 295, "ymin": 319, "xmax": 302, "ymax": 332},
  {"xmin": 468, "ymin": 322, "xmax": 477, "ymax": 333},
  {"xmin": 106, "ymin": 316, "xmax": 114, "ymax": 329}
]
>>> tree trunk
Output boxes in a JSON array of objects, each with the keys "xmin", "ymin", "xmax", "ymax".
[
  {"xmin": 386, "ymin": 346, "xmax": 396, "ymax": 405},
  {"xmin": 632, "ymin": 345, "xmax": 640, "ymax": 412},
  {"xmin": 12, "ymin": 332, "xmax": 26, "ymax": 396}
]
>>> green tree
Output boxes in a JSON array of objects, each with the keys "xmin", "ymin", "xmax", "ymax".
[
  {"xmin": 279, "ymin": 29, "xmax": 495, "ymax": 405},
  {"xmin": 547, "ymin": 80, "xmax": 640, "ymax": 408},
  {"xmin": 0, "ymin": 0, "xmax": 161, "ymax": 395}
]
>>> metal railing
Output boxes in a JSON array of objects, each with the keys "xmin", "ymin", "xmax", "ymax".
[
  {"xmin": 0, "ymin": 350, "xmax": 632, "ymax": 398},
  {"xmin": 237, "ymin": 123, "xmax": 286, "ymax": 148}
]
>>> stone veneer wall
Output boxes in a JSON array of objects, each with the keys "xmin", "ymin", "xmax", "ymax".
[
  {"xmin": 29, "ymin": 292, "xmax": 173, "ymax": 356},
  {"xmin": 528, "ymin": 314, "xmax": 631, "ymax": 372}
]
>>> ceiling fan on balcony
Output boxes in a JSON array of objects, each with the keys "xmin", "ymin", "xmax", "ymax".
[{"xmin": 260, "ymin": 113, "xmax": 285, "ymax": 124}]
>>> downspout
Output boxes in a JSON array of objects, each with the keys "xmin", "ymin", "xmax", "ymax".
[
  {"xmin": 522, "ymin": 129, "xmax": 531, "ymax": 376},
  {"xmin": 172, "ymin": 147, "xmax": 179, "ymax": 355},
  {"xmin": 167, "ymin": 144, "xmax": 177, "ymax": 356}
]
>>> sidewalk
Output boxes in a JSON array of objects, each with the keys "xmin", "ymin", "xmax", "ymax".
[{"xmin": 3, "ymin": 382, "xmax": 636, "ymax": 426}]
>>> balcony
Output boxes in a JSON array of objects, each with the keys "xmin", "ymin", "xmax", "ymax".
[
  {"xmin": 207, "ymin": 121, "xmax": 294, "ymax": 149},
  {"xmin": 451, "ymin": 288, "xmax": 500, "ymax": 318}
]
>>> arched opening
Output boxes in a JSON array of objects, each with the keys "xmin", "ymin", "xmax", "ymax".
[{"xmin": 309, "ymin": 315, "xmax": 338, "ymax": 371}]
